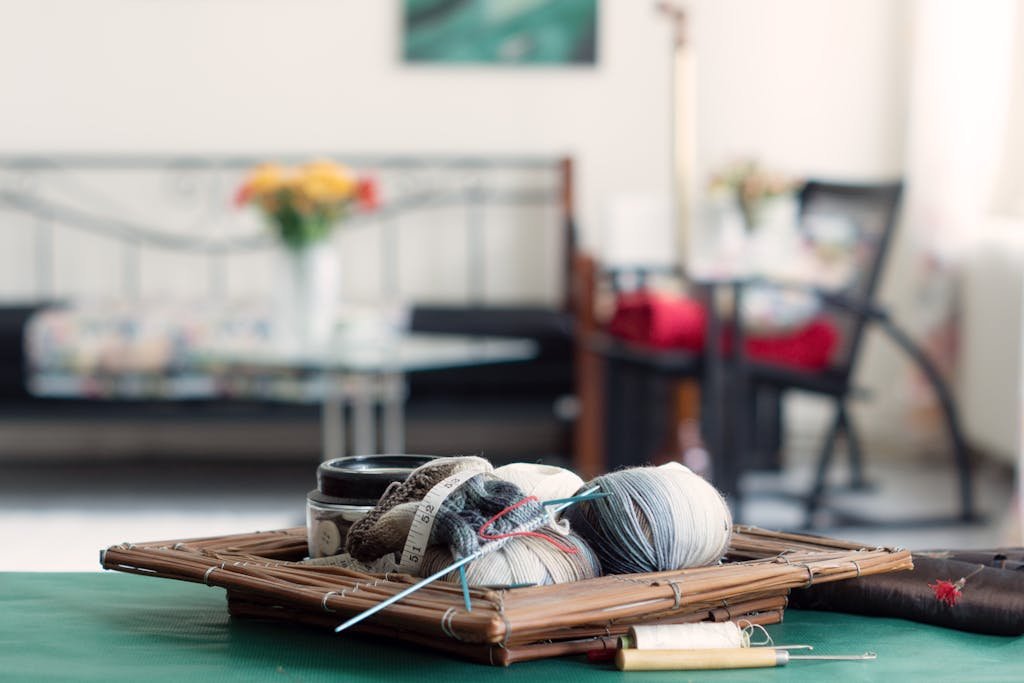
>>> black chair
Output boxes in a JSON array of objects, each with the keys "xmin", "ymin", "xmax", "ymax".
[
  {"xmin": 731, "ymin": 180, "xmax": 978, "ymax": 527},
  {"xmin": 597, "ymin": 323, "xmax": 703, "ymax": 470},
  {"xmin": 591, "ymin": 263, "xmax": 817, "ymax": 502},
  {"xmin": 588, "ymin": 275, "xmax": 724, "ymax": 491},
  {"xmin": 591, "ymin": 180, "xmax": 978, "ymax": 529}
]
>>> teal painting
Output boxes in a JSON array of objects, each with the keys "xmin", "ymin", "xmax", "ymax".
[{"xmin": 403, "ymin": 0, "xmax": 598, "ymax": 65}]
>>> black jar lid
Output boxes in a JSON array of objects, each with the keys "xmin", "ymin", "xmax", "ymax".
[{"xmin": 311, "ymin": 454, "xmax": 436, "ymax": 506}]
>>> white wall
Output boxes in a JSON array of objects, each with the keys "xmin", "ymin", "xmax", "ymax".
[
  {"xmin": 0, "ymin": 0, "xmax": 908, "ymax": 256},
  {"xmin": 694, "ymin": 0, "xmax": 909, "ymax": 181}
]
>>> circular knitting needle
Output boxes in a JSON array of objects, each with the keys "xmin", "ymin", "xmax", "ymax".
[{"xmin": 334, "ymin": 486, "xmax": 602, "ymax": 634}]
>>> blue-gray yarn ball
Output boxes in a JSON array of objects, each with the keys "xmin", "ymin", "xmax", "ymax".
[{"xmin": 563, "ymin": 464, "xmax": 732, "ymax": 574}]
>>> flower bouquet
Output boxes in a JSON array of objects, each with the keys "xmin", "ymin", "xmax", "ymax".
[
  {"xmin": 236, "ymin": 160, "xmax": 379, "ymax": 249},
  {"xmin": 708, "ymin": 159, "xmax": 797, "ymax": 232},
  {"xmin": 235, "ymin": 160, "xmax": 379, "ymax": 350}
]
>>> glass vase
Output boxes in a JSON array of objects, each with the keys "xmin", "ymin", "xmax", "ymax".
[{"xmin": 273, "ymin": 240, "xmax": 340, "ymax": 353}]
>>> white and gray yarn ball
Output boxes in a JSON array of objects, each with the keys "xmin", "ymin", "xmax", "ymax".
[
  {"xmin": 419, "ymin": 527, "xmax": 601, "ymax": 587},
  {"xmin": 564, "ymin": 462, "xmax": 733, "ymax": 574},
  {"xmin": 492, "ymin": 463, "xmax": 585, "ymax": 502}
]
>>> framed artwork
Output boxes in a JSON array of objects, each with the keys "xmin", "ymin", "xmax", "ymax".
[{"xmin": 403, "ymin": 0, "xmax": 598, "ymax": 65}]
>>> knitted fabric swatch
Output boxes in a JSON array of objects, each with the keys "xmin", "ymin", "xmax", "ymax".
[
  {"xmin": 345, "ymin": 455, "xmax": 548, "ymax": 563},
  {"xmin": 345, "ymin": 455, "xmax": 492, "ymax": 562},
  {"xmin": 431, "ymin": 474, "xmax": 545, "ymax": 560}
]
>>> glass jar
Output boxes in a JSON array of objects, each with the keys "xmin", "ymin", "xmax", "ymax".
[{"xmin": 306, "ymin": 454, "xmax": 436, "ymax": 559}]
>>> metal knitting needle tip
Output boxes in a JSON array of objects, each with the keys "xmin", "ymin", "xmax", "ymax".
[
  {"xmin": 542, "ymin": 492, "xmax": 613, "ymax": 507},
  {"xmin": 774, "ymin": 644, "xmax": 814, "ymax": 651},
  {"xmin": 790, "ymin": 652, "xmax": 876, "ymax": 661}
]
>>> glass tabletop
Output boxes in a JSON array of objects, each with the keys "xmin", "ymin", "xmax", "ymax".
[{"xmin": 193, "ymin": 332, "xmax": 538, "ymax": 374}]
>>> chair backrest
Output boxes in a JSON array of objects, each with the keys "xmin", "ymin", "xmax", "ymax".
[{"xmin": 797, "ymin": 180, "xmax": 903, "ymax": 377}]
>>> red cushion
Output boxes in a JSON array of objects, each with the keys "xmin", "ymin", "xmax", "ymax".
[
  {"xmin": 743, "ymin": 319, "xmax": 838, "ymax": 371},
  {"xmin": 607, "ymin": 291, "xmax": 706, "ymax": 350},
  {"xmin": 607, "ymin": 291, "xmax": 839, "ymax": 371}
]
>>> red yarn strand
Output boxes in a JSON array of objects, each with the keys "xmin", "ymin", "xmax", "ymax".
[{"xmin": 477, "ymin": 496, "xmax": 579, "ymax": 554}]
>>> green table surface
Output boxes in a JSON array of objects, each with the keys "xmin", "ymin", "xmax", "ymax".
[{"xmin": 2, "ymin": 572, "xmax": 1022, "ymax": 682}]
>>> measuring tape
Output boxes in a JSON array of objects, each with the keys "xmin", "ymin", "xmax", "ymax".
[{"xmin": 398, "ymin": 469, "xmax": 481, "ymax": 574}]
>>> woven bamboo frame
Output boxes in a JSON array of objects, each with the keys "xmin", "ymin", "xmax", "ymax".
[{"xmin": 101, "ymin": 525, "xmax": 911, "ymax": 665}]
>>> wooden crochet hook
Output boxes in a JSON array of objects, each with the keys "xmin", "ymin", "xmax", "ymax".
[{"xmin": 616, "ymin": 648, "xmax": 876, "ymax": 671}]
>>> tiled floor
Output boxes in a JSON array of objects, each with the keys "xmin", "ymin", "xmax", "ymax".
[
  {"xmin": 0, "ymin": 461, "xmax": 313, "ymax": 572},
  {"xmin": 743, "ymin": 454, "xmax": 1017, "ymax": 550},
  {"xmin": 1, "ymin": 448, "xmax": 1017, "ymax": 572}
]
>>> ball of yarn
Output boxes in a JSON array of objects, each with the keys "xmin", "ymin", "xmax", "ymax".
[
  {"xmin": 492, "ymin": 463, "xmax": 585, "ymax": 502},
  {"xmin": 420, "ymin": 528, "xmax": 601, "ymax": 587},
  {"xmin": 563, "ymin": 462, "xmax": 732, "ymax": 574}
]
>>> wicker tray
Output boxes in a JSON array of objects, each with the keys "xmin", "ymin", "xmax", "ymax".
[{"xmin": 101, "ymin": 525, "xmax": 911, "ymax": 666}]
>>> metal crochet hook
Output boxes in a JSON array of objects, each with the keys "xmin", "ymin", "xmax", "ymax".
[
  {"xmin": 616, "ymin": 648, "xmax": 876, "ymax": 671},
  {"xmin": 787, "ymin": 652, "xmax": 876, "ymax": 661},
  {"xmin": 334, "ymin": 485, "xmax": 603, "ymax": 634}
]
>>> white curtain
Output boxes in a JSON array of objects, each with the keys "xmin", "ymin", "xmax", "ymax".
[
  {"xmin": 869, "ymin": 1, "xmax": 1020, "ymax": 435},
  {"xmin": 992, "ymin": 4, "xmax": 1024, "ymax": 219},
  {"xmin": 902, "ymin": 0, "xmax": 1024, "ymax": 540},
  {"xmin": 904, "ymin": 0, "xmax": 1022, "ymax": 256}
]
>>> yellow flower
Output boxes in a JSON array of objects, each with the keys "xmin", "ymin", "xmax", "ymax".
[
  {"xmin": 296, "ymin": 178, "xmax": 335, "ymax": 205},
  {"xmin": 245, "ymin": 163, "xmax": 288, "ymax": 198},
  {"xmin": 236, "ymin": 159, "xmax": 366, "ymax": 221},
  {"xmin": 300, "ymin": 159, "xmax": 357, "ymax": 200}
]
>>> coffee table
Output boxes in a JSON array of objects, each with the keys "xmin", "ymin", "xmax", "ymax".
[{"xmin": 196, "ymin": 333, "xmax": 537, "ymax": 460}]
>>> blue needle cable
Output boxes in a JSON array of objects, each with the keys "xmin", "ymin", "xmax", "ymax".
[{"xmin": 459, "ymin": 565, "xmax": 472, "ymax": 612}]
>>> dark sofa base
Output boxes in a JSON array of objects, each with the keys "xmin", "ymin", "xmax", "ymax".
[{"xmin": 0, "ymin": 399, "xmax": 570, "ymax": 464}]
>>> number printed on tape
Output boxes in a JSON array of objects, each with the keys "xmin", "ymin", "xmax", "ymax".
[{"xmin": 397, "ymin": 469, "xmax": 479, "ymax": 574}]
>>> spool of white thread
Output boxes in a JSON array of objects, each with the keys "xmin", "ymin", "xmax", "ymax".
[
  {"xmin": 492, "ymin": 463, "xmax": 585, "ymax": 502},
  {"xmin": 623, "ymin": 623, "xmax": 750, "ymax": 650}
]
